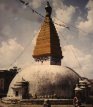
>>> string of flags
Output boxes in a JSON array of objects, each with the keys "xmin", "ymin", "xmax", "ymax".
[
  {"xmin": 19, "ymin": 0, "xmax": 90, "ymax": 34},
  {"xmin": 18, "ymin": 0, "xmax": 70, "ymax": 30}
]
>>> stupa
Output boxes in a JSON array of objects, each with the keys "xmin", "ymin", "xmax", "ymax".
[{"xmin": 6, "ymin": 2, "xmax": 81, "ymax": 100}]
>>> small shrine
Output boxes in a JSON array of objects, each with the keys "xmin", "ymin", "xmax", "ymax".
[{"xmin": 12, "ymin": 78, "xmax": 29, "ymax": 99}]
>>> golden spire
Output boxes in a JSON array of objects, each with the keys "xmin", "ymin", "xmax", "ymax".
[{"xmin": 32, "ymin": 2, "xmax": 63, "ymax": 65}]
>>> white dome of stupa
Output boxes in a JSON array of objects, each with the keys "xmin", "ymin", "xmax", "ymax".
[{"xmin": 7, "ymin": 65, "xmax": 80, "ymax": 98}]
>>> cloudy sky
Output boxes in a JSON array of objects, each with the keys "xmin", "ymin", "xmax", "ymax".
[{"xmin": 0, "ymin": 0, "xmax": 93, "ymax": 79}]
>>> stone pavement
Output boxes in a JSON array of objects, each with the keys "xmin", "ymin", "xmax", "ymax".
[{"xmin": 0, "ymin": 100, "xmax": 93, "ymax": 107}]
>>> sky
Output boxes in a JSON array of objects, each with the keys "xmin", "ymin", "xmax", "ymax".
[{"xmin": 0, "ymin": 0, "xmax": 93, "ymax": 79}]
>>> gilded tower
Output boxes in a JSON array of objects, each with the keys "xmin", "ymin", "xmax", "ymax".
[{"xmin": 33, "ymin": 2, "xmax": 63, "ymax": 65}]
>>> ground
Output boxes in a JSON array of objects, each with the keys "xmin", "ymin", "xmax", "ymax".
[{"xmin": 0, "ymin": 100, "xmax": 93, "ymax": 107}]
